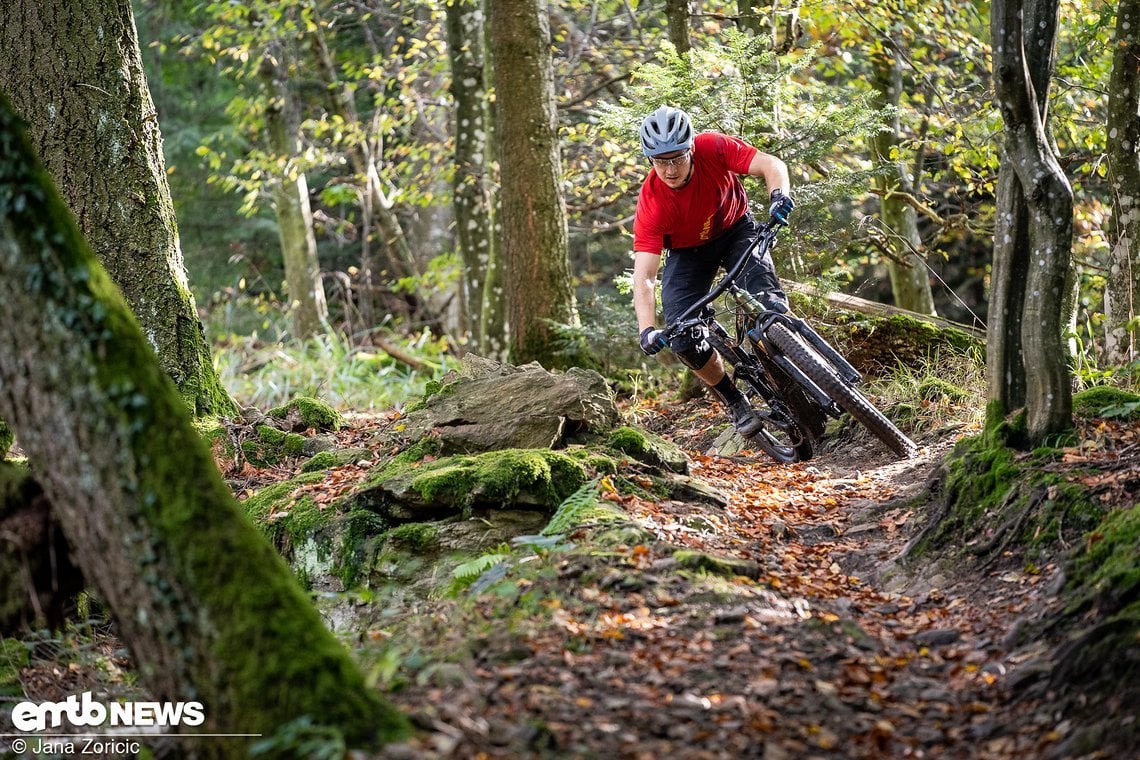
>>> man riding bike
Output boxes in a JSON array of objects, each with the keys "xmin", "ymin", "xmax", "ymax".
[{"xmin": 632, "ymin": 105, "xmax": 796, "ymax": 438}]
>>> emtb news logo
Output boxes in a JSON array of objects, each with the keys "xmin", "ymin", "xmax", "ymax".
[{"xmin": 10, "ymin": 691, "xmax": 205, "ymax": 731}]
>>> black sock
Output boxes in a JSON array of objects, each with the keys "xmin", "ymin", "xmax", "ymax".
[{"xmin": 712, "ymin": 375, "xmax": 742, "ymax": 402}]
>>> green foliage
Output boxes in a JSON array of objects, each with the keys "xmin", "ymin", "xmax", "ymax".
[
  {"xmin": 250, "ymin": 715, "xmax": 347, "ymax": 760},
  {"xmin": 215, "ymin": 328, "xmax": 454, "ymax": 411},
  {"xmin": 1072, "ymin": 386, "xmax": 1140, "ymax": 420},
  {"xmin": 543, "ymin": 478, "xmax": 602, "ymax": 536},
  {"xmin": 450, "ymin": 546, "xmax": 513, "ymax": 592},
  {"xmin": 594, "ymin": 29, "xmax": 893, "ymax": 278}
]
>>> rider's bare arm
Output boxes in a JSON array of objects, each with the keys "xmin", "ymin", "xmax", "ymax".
[
  {"xmin": 746, "ymin": 151, "xmax": 791, "ymax": 198},
  {"xmin": 632, "ymin": 251, "xmax": 662, "ymax": 331}
]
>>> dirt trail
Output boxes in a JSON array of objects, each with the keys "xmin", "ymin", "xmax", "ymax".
[{"xmin": 381, "ymin": 405, "xmax": 1072, "ymax": 759}]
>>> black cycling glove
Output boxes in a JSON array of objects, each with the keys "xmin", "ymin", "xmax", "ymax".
[
  {"xmin": 769, "ymin": 188, "xmax": 795, "ymax": 224},
  {"xmin": 639, "ymin": 327, "xmax": 667, "ymax": 356}
]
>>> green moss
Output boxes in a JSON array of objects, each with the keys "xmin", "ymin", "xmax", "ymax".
[
  {"xmin": 0, "ymin": 419, "xmax": 12, "ymax": 455},
  {"xmin": 301, "ymin": 451, "xmax": 339, "ymax": 473},
  {"xmin": 1073, "ymin": 387, "xmax": 1140, "ymax": 420},
  {"xmin": 241, "ymin": 425, "xmax": 308, "ymax": 467},
  {"xmin": 1066, "ymin": 505, "xmax": 1140, "ymax": 614},
  {"xmin": 0, "ymin": 637, "xmax": 29, "ymax": 697},
  {"xmin": 917, "ymin": 377, "xmax": 973, "ymax": 404},
  {"xmin": 673, "ymin": 550, "xmax": 763, "ymax": 580},
  {"xmin": 565, "ymin": 447, "xmax": 619, "ymax": 474},
  {"xmin": 917, "ymin": 432, "xmax": 1022, "ymax": 554},
  {"xmin": 607, "ymin": 426, "xmax": 688, "ymax": 473},
  {"xmin": 372, "ymin": 447, "xmax": 587, "ymax": 512},
  {"xmin": 387, "ymin": 522, "xmax": 440, "ymax": 553},
  {"xmin": 242, "ymin": 472, "xmax": 329, "ymax": 543},
  {"xmin": 268, "ymin": 395, "xmax": 343, "ymax": 431}
]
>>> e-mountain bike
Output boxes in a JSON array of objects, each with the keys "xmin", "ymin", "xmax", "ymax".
[{"xmin": 660, "ymin": 220, "xmax": 918, "ymax": 464}]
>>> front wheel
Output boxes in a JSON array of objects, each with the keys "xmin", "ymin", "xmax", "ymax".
[{"xmin": 766, "ymin": 322, "xmax": 917, "ymax": 458}]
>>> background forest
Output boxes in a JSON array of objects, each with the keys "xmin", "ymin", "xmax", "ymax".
[
  {"xmin": 130, "ymin": 0, "xmax": 1132, "ymax": 409},
  {"xmin": 2, "ymin": 0, "xmax": 1140, "ymax": 757}
]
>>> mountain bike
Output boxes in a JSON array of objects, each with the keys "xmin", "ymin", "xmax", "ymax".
[{"xmin": 660, "ymin": 219, "xmax": 918, "ymax": 463}]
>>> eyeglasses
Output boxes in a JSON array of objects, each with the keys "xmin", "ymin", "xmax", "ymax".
[{"xmin": 650, "ymin": 150, "xmax": 691, "ymax": 168}]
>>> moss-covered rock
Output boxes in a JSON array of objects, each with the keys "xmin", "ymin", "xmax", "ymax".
[
  {"xmin": 387, "ymin": 522, "xmax": 441, "ymax": 553},
  {"xmin": 607, "ymin": 426, "xmax": 689, "ymax": 474},
  {"xmin": 300, "ymin": 448, "xmax": 372, "ymax": 473},
  {"xmin": 1072, "ymin": 387, "xmax": 1140, "ymax": 420},
  {"xmin": 242, "ymin": 472, "xmax": 388, "ymax": 590},
  {"xmin": 241, "ymin": 425, "xmax": 308, "ymax": 467},
  {"xmin": 268, "ymin": 395, "xmax": 343, "ymax": 432},
  {"xmin": 362, "ymin": 448, "xmax": 588, "ymax": 520},
  {"xmin": 673, "ymin": 550, "xmax": 763, "ymax": 580}
]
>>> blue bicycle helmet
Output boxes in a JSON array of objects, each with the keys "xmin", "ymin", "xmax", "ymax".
[{"xmin": 639, "ymin": 106, "xmax": 694, "ymax": 157}]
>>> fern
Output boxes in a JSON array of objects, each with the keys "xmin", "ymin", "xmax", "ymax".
[
  {"xmin": 543, "ymin": 477, "xmax": 602, "ymax": 537},
  {"xmin": 449, "ymin": 543, "xmax": 513, "ymax": 593}
]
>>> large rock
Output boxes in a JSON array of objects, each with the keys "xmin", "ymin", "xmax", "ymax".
[{"xmin": 398, "ymin": 356, "xmax": 620, "ymax": 453}]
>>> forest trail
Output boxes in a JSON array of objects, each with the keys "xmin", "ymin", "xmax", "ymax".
[
  {"xmin": 379, "ymin": 400, "xmax": 1081, "ymax": 760},
  {"xmin": 8, "ymin": 397, "xmax": 1129, "ymax": 759}
]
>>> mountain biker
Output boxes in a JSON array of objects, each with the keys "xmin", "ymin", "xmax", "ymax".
[{"xmin": 632, "ymin": 105, "xmax": 795, "ymax": 438}]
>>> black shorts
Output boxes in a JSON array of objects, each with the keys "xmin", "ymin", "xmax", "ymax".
[{"xmin": 660, "ymin": 213, "xmax": 785, "ymax": 353}]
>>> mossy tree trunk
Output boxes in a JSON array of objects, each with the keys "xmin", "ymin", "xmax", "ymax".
[
  {"xmin": 487, "ymin": 0, "xmax": 579, "ymax": 366},
  {"xmin": 871, "ymin": 33, "xmax": 938, "ymax": 317},
  {"xmin": 446, "ymin": 0, "xmax": 496, "ymax": 346},
  {"xmin": 0, "ymin": 95, "xmax": 406, "ymax": 753},
  {"xmin": 1104, "ymin": 0, "xmax": 1140, "ymax": 367},
  {"xmin": 988, "ymin": 0, "xmax": 1073, "ymax": 444},
  {"xmin": 0, "ymin": 0, "xmax": 235, "ymax": 418},
  {"xmin": 260, "ymin": 43, "xmax": 328, "ymax": 340}
]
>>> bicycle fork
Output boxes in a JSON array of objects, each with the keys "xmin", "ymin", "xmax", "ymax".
[{"xmin": 748, "ymin": 313, "xmax": 863, "ymax": 417}]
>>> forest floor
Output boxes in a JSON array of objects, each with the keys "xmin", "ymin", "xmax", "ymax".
[
  {"xmin": 6, "ymin": 395, "xmax": 1137, "ymax": 759},
  {"xmin": 371, "ymin": 398, "xmax": 1135, "ymax": 760}
]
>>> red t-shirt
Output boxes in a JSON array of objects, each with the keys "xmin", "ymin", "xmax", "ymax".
[{"xmin": 632, "ymin": 132, "xmax": 758, "ymax": 253}]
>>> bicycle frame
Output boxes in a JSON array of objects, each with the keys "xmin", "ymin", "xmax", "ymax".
[{"xmin": 664, "ymin": 220, "xmax": 858, "ymax": 415}]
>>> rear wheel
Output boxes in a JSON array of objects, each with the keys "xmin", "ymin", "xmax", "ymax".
[
  {"xmin": 766, "ymin": 322, "xmax": 917, "ymax": 458},
  {"xmin": 706, "ymin": 327, "xmax": 812, "ymax": 463},
  {"xmin": 729, "ymin": 364, "xmax": 811, "ymax": 460}
]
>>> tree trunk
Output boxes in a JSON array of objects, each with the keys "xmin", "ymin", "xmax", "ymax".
[
  {"xmin": 1104, "ymin": 0, "xmax": 1140, "ymax": 367},
  {"xmin": 0, "ymin": 0, "xmax": 234, "ymax": 418},
  {"xmin": 447, "ymin": 0, "xmax": 496, "ymax": 345},
  {"xmin": 736, "ymin": 0, "xmax": 764, "ymax": 36},
  {"xmin": 870, "ymin": 34, "xmax": 938, "ymax": 316},
  {"xmin": 487, "ymin": 0, "xmax": 578, "ymax": 366},
  {"xmin": 260, "ymin": 47, "xmax": 328, "ymax": 340},
  {"xmin": 989, "ymin": 0, "xmax": 1073, "ymax": 443},
  {"xmin": 479, "ymin": 0, "xmax": 508, "ymax": 359},
  {"xmin": 665, "ymin": 0, "xmax": 692, "ymax": 55},
  {"xmin": 0, "ymin": 93, "xmax": 407, "ymax": 752}
]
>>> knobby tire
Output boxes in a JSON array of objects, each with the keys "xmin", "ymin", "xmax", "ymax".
[{"xmin": 766, "ymin": 323, "xmax": 917, "ymax": 458}]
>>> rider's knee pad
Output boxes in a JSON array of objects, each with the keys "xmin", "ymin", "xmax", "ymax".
[{"xmin": 674, "ymin": 343, "xmax": 714, "ymax": 371}]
